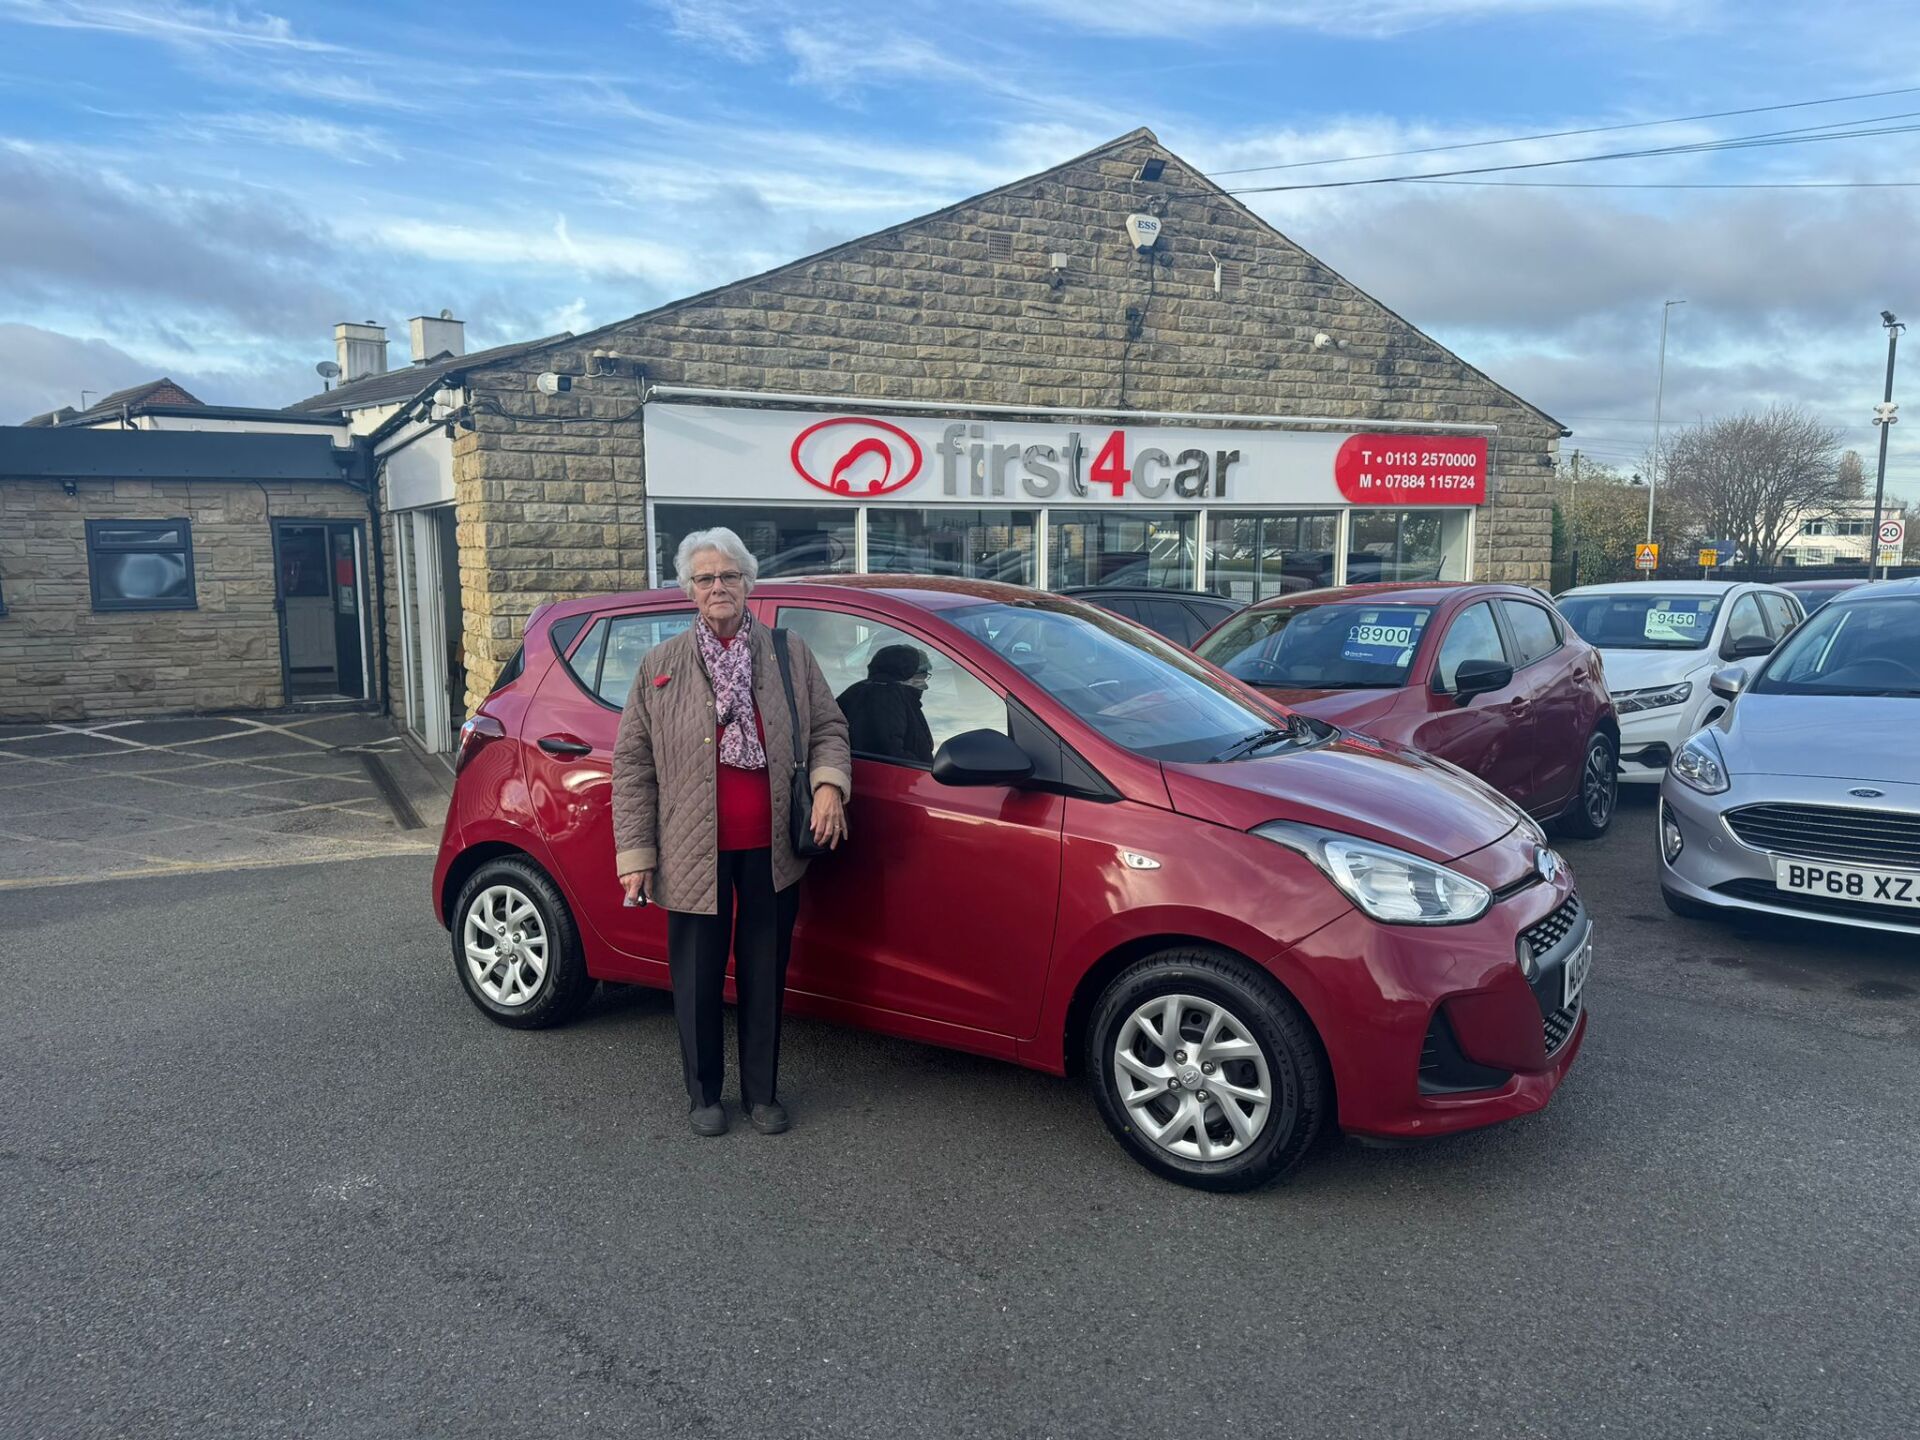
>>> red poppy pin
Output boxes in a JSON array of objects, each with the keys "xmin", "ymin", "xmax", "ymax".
[{"xmin": 653, "ymin": 674, "xmax": 672, "ymax": 688}]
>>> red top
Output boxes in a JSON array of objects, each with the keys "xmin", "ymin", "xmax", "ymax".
[{"xmin": 714, "ymin": 636, "xmax": 773, "ymax": 852}]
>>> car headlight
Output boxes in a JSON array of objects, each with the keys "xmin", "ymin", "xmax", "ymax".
[
  {"xmin": 1669, "ymin": 732, "xmax": 1729, "ymax": 795},
  {"xmin": 1254, "ymin": 821, "xmax": 1492, "ymax": 925},
  {"xmin": 1611, "ymin": 680, "xmax": 1693, "ymax": 714}
]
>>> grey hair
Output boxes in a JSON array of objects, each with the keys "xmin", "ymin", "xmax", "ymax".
[{"xmin": 673, "ymin": 526, "xmax": 759, "ymax": 597}]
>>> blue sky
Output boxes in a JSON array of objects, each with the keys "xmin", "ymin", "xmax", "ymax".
[{"xmin": 2, "ymin": 0, "xmax": 1916, "ymax": 499}]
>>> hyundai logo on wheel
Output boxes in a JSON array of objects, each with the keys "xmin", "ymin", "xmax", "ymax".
[{"xmin": 790, "ymin": 416, "xmax": 923, "ymax": 497}]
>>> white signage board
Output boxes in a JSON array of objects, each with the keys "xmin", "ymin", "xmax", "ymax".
[{"xmin": 642, "ymin": 403, "xmax": 1489, "ymax": 510}]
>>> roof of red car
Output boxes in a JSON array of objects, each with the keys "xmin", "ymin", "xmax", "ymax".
[
  {"xmin": 1236, "ymin": 581, "xmax": 1544, "ymax": 611},
  {"xmin": 527, "ymin": 573, "xmax": 1066, "ymax": 628}
]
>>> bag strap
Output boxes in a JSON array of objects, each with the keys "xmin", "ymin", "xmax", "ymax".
[{"xmin": 771, "ymin": 628, "xmax": 804, "ymax": 774}]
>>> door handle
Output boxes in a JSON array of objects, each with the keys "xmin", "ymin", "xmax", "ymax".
[{"xmin": 538, "ymin": 735, "xmax": 593, "ymax": 757}]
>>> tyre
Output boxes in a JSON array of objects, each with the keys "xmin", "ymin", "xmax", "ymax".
[
  {"xmin": 1556, "ymin": 729, "xmax": 1618, "ymax": 840},
  {"xmin": 1087, "ymin": 948, "xmax": 1329, "ymax": 1192},
  {"xmin": 1661, "ymin": 885, "xmax": 1719, "ymax": 921},
  {"xmin": 451, "ymin": 857, "xmax": 593, "ymax": 1029}
]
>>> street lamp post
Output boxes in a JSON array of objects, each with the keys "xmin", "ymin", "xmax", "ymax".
[
  {"xmin": 1871, "ymin": 310, "xmax": 1903, "ymax": 581},
  {"xmin": 1646, "ymin": 300, "xmax": 1686, "ymax": 569}
]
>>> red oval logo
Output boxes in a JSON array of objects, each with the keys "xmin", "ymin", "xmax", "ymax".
[{"xmin": 790, "ymin": 417, "xmax": 923, "ymax": 497}]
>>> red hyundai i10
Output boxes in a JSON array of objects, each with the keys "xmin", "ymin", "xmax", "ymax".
[{"xmin": 434, "ymin": 577, "xmax": 1590, "ymax": 1191}]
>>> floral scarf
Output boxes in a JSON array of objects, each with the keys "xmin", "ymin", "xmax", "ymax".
[{"xmin": 694, "ymin": 611, "xmax": 767, "ymax": 771}]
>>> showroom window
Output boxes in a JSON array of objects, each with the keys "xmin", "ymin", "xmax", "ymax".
[
  {"xmin": 866, "ymin": 508, "xmax": 1037, "ymax": 584},
  {"xmin": 653, "ymin": 505, "xmax": 855, "ymax": 584},
  {"xmin": 1206, "ymin": 512, "xmax": 1338, "ymax": 602},
  {"xmin": 775, "ymin": 605, "xmax": 1006, "ymax": 765},
  {"xmin": 85, "ymin": 519, "xmax": 196, "ymax": 611},
  {"xmin": 1347, "ymin": 510, "xmax": 1471, "ymax": 584},
  {"xmin": 1048, "ymin": 510, "xmax": 1195, "ymax": 590}
]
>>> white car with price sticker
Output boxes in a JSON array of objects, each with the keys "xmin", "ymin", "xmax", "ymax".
[
  {"xmin": 1658, "ymin": 579, "xmax": 1920, "ymax": 935},
  {"xmin": 1554, "ymin": 581, "xmax": 1805, "ymax": 784}
]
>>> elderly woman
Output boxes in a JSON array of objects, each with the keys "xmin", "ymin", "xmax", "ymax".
[{"xmin": 612, "ymin": 527, "xmax": 851, "ymax": 1138}]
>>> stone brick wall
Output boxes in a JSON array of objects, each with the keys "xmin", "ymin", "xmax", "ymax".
[
  {"xmin": 0, "ymin": 477, "xmax": 368, "ymax": 721},
  {"xmin": 446, "ymin": 129, "xmax": 1561, "ymax": 711}
]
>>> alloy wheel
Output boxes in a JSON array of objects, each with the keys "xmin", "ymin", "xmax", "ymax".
[
  {"xmin": 1584, "ymin": 739, "xmax": 1617, "ymax": 829},
  {"xmin": 1112, "ymin": 993, "xmax": 1273, "ymax": 1161},
  {"xmin": 463, "ymin": 883, "xmax": 549, "ymax": 1007}
]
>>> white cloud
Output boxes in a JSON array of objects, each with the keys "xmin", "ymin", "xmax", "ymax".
[
  {"xmin": 1010, "ymin": 0, "xmax": 1679, "ymax": 38},
  {"xmin": 189, "ymin": 111, "xmax": 402, "ymax": 162},
  {"xmin": 650, "ymin": 0, "xmax": 770, "ymax": 59},
  {"xmin": 372, "ymin": 215, "xmax": 704, "ymax": 288},
  {"xmin": 0, "ymin": 0, "xmax": 341, "ymax": 51}
]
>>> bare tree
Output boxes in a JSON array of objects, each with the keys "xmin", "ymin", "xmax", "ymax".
[
  {"xmin": 1837, "ymin": 449, "xmax": 1866, "ymax": 499},
  {"xmin": 1662, "ymin": 406, "xmax": 1845, "ymax": 568}
]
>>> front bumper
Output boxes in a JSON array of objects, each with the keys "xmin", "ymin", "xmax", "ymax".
[
  {"xmin": 1286, "ymin": 870, "xmax": 1589, "ymax": 1141},
  {"xmin": 1659, "ymin": 774, "xmax": 1920, "ymax": 936},
  {"xmin": 1615, "ymin": 706, "xmax": 1690, "ymax": 783}
]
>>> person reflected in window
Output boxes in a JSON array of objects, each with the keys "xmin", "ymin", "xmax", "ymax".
[{"xmin": 838, "ymin": 645, "xmax": 935, "ymax": 764}]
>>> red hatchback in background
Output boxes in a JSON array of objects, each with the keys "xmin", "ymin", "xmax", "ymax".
[
  {"xmin": 435, "ymin": 578, "xmax": 1589, "ymax": 1191},
  {"xmin": 1194, "ymin": 583, "xmax": 1618, "ymax": 839}
]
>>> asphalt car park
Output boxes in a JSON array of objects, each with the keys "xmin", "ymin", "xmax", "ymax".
[{"xmin": 4, "ymin": 782, "xmax": 1917, "ymax": 1438}]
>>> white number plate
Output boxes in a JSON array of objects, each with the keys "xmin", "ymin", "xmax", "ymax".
[
  {"xmin": 1774, "ymin": 859, "xmax": 1920, "ymax": 909},
  {"xmin": 1562, "ymin": 934, "xmax": 1593, "ymax": 1010}
]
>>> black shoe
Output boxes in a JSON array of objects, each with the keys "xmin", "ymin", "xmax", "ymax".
[
  {"xmin": 746, "ymin": 1102, "xmax": 790, "ymax": 1135},
  {"xmin": 689, "ymin": 1102, "xmax": 728, "ymax": 1137}
]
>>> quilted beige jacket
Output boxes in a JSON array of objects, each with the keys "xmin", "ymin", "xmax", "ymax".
[{"xmin": 611, "ymin": 622, "xmax": 852, "ymax": 915}]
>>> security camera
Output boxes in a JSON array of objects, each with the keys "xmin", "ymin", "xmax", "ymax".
[
  {"xmin": 1312, "ymin": 332, "xmax": 1333, "ymax": 350},
  {"xmin": 535, "ymin": 372, "xmax": 572, "ymax": 395}
]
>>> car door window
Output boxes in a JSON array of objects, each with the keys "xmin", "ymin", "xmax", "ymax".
[
  {"xmin": 776, "ymin": 606, "xmax": 1007, "ymax": 766},
  {"xmin": 1725, "ymin": 596, "xmax": 1768, "ymax": 648},
  {"xmin": 1434, "ymin": 602, "xmax": 1508, "ymax": 691},
  {"xmin": 1135, "ymin": 599, "xmax": 1199, "ymax": 645},
  {"xmin": 1499, "ymin": 600, "xmax": 1562, "ymax": 668},
  {"xmin": 569, "ymin": 610, "xmax": 695, "ymax": 705},
  {"xmin": 1758, "ymin": 592, "xmax": 1800, "ymax": 637}
]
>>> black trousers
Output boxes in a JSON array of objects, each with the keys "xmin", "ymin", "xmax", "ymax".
[{"xmin": 666, "ymin": 848, "xmax": 800, "ymax": 1109}]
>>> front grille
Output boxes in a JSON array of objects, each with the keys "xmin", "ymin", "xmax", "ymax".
[
  {"xmin": 1714, "ymin": 879, "xmax": 1920, "ymax": 930},
  {"xmin": 1725, "ymin": 803, "xmax": 1920, "ymax": 869},
  {"xmin": 1543, "ymin": 1000, "xmax": 1581, "ymax": 1057},
  {"xmin": 1519, "ymin": 894, "xmax": 1582, "ymax": 959}
]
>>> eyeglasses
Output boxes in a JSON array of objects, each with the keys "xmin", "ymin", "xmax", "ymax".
[{"xmin": 690, "ymin": 570, "xmax": 745, "ymax": 591}]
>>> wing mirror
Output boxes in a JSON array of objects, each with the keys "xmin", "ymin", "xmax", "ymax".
[
  {"xmin": 1721, "ymin": 633, "xmax": 1775, "ymax": 661},
  {"xmin": 932, "ymin": 729, "xmax": 1034, "ymax": 787},
  {"xmin": 1448, "ymin": 658, "xmax": 1514, "ymax": 705},
  {"xmin": 1708, "ymin": 666, "xmax": 1748, "ymax": 701}
]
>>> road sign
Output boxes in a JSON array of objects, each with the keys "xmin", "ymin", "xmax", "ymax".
[
  {"xmin": 1879, "ymin": 517, "xmax": 1906, "ymax": 549},
  {"xmin": 1698, "ymin": 548, "xmax": 1719, "ymax": 568},
  {"xmin": 1635, "ymin": 542, "xmax": 1660, "ymax": 570}
]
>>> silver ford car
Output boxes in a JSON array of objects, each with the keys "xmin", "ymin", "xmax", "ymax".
[{"xmin": 1659, "ymin": 578, "xmax": 1920, "ymax": 935}]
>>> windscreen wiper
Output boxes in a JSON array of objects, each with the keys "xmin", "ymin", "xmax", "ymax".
[{"xmin": 1212, "ymin": 726, "xmax": 1292, "ymax": 763}]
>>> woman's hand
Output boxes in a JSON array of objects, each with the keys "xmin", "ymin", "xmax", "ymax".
[
  {"xmin": 620, "ymin": 870, "xmax": 652, "ymax": 905},
  {"xmin": 810, "ymin": 785, "xmax": 848, "ymax": 849}
]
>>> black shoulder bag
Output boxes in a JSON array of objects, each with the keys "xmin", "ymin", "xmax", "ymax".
[{"xmin": 772, "ymin": 628, "xmax": 829, "ymax": 858}]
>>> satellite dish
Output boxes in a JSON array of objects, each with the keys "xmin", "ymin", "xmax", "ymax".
[{"xmin": 316, "ymin": 360, "xmax": 342, "ymax": 379}]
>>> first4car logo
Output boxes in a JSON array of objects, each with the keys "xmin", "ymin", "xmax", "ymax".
[{"xmin": 790, "ymin": 417, "xmax": 924, "ymax": 497}]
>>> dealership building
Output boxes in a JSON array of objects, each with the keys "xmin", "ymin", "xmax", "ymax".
[{"xmin": 2, "ymin": 128, "xmax": 1564, "ymax": 740}]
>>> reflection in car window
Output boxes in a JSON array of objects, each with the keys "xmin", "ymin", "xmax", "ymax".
[
  {"xmin": 1557, "ymin": 593, "xmax": 1723, "ymax": 650},
  {"xmin": 1752, "ymin": 596, "xmax": 1920, "ymax": 697},
  {"xmin": 776, "ymin": 607, "xmax": 1007, "ymax": 765},
  {"xmin": 1758, "ymin": 592, "xmax": 1801, "ymax": 637},
  {"xmin": 1196, "ymin": 604, "xmax": 1432, "ymax": 689},
  {"xmin": 574, "ymin": 611, "xmax": 695, "ymax": 704},
  {"xmin": 1726, "ymin": 595, "xmax": 1768, "ymax": 647},
  {"xmin": 951, "ymin": 599, "xmax": 1287, "ymax": 763},
  {"xmin": 1434, "ymin": 602, "xmax": 1508, "ymax": 690},
  {"xmin": 1500, "ymin": 600, "xmax": 1561, "ymax": 667}
]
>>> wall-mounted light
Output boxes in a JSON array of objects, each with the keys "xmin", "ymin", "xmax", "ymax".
[
  {"xmin": 1049, "ymin": 251, "xmax": 1069, "ymax": 291},
  {"xmin": 61, "ymin": 480, "xmax": 78, "ymax": 497},
  {"xmin": 1136, "ymin": 157, "xmax": 1166, "ymax": 182}
]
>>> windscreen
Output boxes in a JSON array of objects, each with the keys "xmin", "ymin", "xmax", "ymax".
[
  {"xmin": 1558, "ymin": 593, "xmax": 1722, "ymax": 650},
  {"xmin": 1752, "ymin": 596, "xmax": 1920, "ymax": 697},
  {"xmin": 947, "ymin": 598, "xmax": 1286, "ymax": 762},
  {"xmin": 1196, "ymin": 603, "xmax": 1432, "ymax": 689}
]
